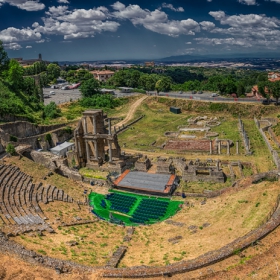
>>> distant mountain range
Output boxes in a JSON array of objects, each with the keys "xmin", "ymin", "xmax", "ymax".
[{"xmin": 157, "ymin": 52, "xmax": 280, "ymax": 62}]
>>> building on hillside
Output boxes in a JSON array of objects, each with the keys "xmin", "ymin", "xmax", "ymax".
[
  {"xmin": 119, "ymin": 87, "xmax": 133, "ymax": 93},
  {"xmin": 13, "ymin": 54, "xmax": 49, "ymax": 67},
  {"xmin": 145, "ymin": 61, "xmax": 155, "ymax": 67},
  {"xmin": 268, "ymin": 72, "xmax": 280, "ymax": 81},
  {"xmin": 90, "ymin": 70, "xmax": 115, "ymax": 82},
  {"xmin": 247, "ymin": 85, "xmax": 268, "ymax": 98}
]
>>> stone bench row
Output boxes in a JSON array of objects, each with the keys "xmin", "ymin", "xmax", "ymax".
[{"xmin": 0, "ymin": 164, "xmax": 74, "ymax": 227}]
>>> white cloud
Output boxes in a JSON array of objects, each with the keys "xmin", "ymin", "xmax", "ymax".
[
  {"xmin": 0, "ymin": 0, "xmax": 45, "ymax": 11},
  {"xmin": 112, "ymin": 2, "xmax": 200, "ymax": 37},
  {"xmin": 36, "ymin": 39, "xmax": 45, "ymax": 43},
  {"xmin": 26, "ymin": 45, "xmax": 32, "ymax": 48},
  {"xmin": 238, "ymin": 0, "xmax": 257, "ymax": 5},
  {"xmin": 32, "ymin": 5, "xmax": 120, "ymax": 39},
  {"xmin": 200, "ymin": 21, "xmax": 215, "ymax": 30},
  {"xmin": 4, "ymin": 42, "xmax": 22, "ymax": 50},
  {"xmin": 162, "ymin": 3, "xmax": 184, "ymax": 12},
  {"xmin": 57, "ymin": 0, "xmax": 69, "ymax": 3},
  {"xmin": 270, "ymin": 0, "xmax": 280, "ymax": 3},
  {"xmin": 0, "ymin": 27, "xmax": 41, "ymax": 43}
]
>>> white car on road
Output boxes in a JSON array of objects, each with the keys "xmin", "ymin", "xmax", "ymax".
[{"xmin": 50, "ymin": 91, "xmax": 55, "ymax": 95}]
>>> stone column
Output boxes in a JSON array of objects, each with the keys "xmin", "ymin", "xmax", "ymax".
[
  {"xmin": 83, "ymin": 117, "xmax": 88, "ymax": 134},
  {"xmin": 227, "ymin": 141, "xmax": 230, "ymax": 155},
  {"xmin": 209, "ymin": 141, "xmax": 212, "ymax": 155},
  {"xmin": 93, "ymin": 140, "xmax": 98, "ymax": 160},
  {"xmin": 78, "ymin": 141, "xmax": 82, "ymax": 157},
  {"xmin": 85, "ymin": 140, "xmax": 90, "ymax": 161},
  {"xmin": 92, "ymin": 116, "xmax": 97, "ymax": 134},
  {"xmin": 108, "ymin": 140, "xmax": 112, "ymax": 162},
  {"xmin": 218, "ymin": 141, "xmax": 221, "ymax": 155},
  {"xmin": 236, "ymin": 141, "xmax": 239, "ymax": 155},
  {"xmin": 108, "ymin": 119, "xmax": 112, "ymax": 135}
]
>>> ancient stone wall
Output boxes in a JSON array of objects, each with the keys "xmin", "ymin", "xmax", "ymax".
[
  {"xmin": 254, "ymin": 117, "xmax": 280, "ymax": 171},
  {"xmin": 238, "ymin": 118, "xmax": 251, "ymax": 155},
  {"xmin": 30, "ymin": 151, "xmax": 82, "ymax": 181},
  {"xmin": 0, "ymin": 122, "xmax": 66, "ymax": 139}
]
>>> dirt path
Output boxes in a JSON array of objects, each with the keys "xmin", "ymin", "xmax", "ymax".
[{"xmin": 115, "ymin": 95, "xmax": 148, "ymax": 129}]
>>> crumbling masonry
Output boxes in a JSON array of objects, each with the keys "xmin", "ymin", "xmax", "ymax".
[{"xmin": 74, "ymin": 110, "xmax": 125, "ymax": 171}]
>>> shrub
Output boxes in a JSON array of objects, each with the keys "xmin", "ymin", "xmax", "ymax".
[
  {"xmin": 9, "ymin": 135, "xmax": 18, "ymax": 142},
  {"xmin": 43, "ymin": 102, "xmax": 61, "ymax": 119},
  {"xmin": 5, "ymin": 143, "xmax": 15, "ymax": 155}
]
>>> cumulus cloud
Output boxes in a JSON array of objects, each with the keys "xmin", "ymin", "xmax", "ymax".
[
  {"xmin": 0, "ymin": 27, "xmax": 41, "ymax": 43},
  {"xmin": 3, "ymin": 42, "xmax": 22, "ymax": 50},
  {"xmin": 32, "ymin": 5, "xmax": 120, "ymax": 40},
  {"xmin": 198, "ymin": 11, "xmax": 280, "ymax": 51},
  {"xmin": 270, "ymin": 0, "xmax": 280, "ymax": 3},
  {"xmin": 112, "ymin": 2, "xmax": 200, "ymax": 36},
  {"xmin": 0, "ymin": 0, "xmax": 45, "ymax": 11},
  {"xmin": 238, "ymin": 0, "xmax": 257, "ymax": 5},
  {"xmin": 162, "ymin": 3, "xmax": 184, "ymax": 12},
  {"xmin": 57, "ymin": 0, "xmax": 69, "ymax": 3},
  {"xmin": 200, "ymin": 21, "xmax": 215, "ymax": 30},
  {"xmin": 26, "ymin": 45, "xmax": 32, "ymax": 48}
]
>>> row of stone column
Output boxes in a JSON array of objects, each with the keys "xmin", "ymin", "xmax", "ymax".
[
  {"xmin": 83, "ymin": 116, "xmax": 112, "ymax": 135},
  {"xmin": 209, "ymin": 141, "xmax": 240, "ymax": 155},
  {"xmin": 85, "ymin": 139, "xmax": 113, "ymax": 162}
]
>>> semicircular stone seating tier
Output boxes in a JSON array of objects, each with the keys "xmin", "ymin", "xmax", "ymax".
[{"xmin": 0, "ymin": 164, "xmax": 74, "ymax": 233}]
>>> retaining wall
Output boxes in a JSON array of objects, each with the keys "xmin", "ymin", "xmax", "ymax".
[
  {"xmin": 238, "ymin": 118, "xmax": 251, "ymax": 155},
  {"xmin": 254, "ymin": 117, "xmax": 280, "ymax": 171}
]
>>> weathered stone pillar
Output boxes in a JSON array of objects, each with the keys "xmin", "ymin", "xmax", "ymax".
[
  {"xmin": 85, "ymin": 140, "xmax": 90, "ymax": 161},
  {"xmin": 108, "ymin": 119, "xmax": 111, "ymax": 135},
  {"xmin": 78, "ymin": 141, "xmax": 82, "ymax": 157},
  {"xmin": 236, "ymin": 141, "xmax": 239, "ymax": 155},
  {"xmin": 218, "ymin": 141, "xmax": 221, "ymax": 155},
  {"xmin": 92, "ymin": 116, "xmax": 97, "ymax": 134},
  {"xmin": 93, "ymin": 140, "xmax": 98, "ymax": 160},
  {"xmin": 227, "ymin": 141, "xmax": 230, "ymax": 155},
  {"xmin": 209, "ymin": 141, "xmax": 212, "ymax": 155},
  {"xmin": 83, "ymin": 117, "xmax": 88, "ymax": 134},
  {"xmin": 108, "ymin": 140, "xmax": 112, "ymax": 162}
]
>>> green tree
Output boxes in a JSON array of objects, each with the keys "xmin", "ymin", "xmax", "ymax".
[
  {"xmin": 155, "ymin": 76, "xmax": 172, "ymax": 93},
  {"xmin": 270, "ymin": 81, "xmax": 280, "ymax": 105},
  {"xmin": 6, "ymin": 143, "xmax": 15, "ymax": 155},
  {"xmin": 236, "ymin": 83, "xmax": 245, "ymax": 97},
  {"xmin": 43, "ymin": 102, "xmax": 61, "ymax": 119},
  {"xmin": 80, "ymin": 78, "xmax": 100, "ymax": 97},
  {"xmin": 4, "ymin": 59, "xmax": 24, "ymax": 91},
  {"xmin": 47, "ymin": 63, "xmax": 61, "ymax": 81},
  {"xmin": 258, "ymin": 81, "xmax": 269, "ymax": 100},
  {"xmin": 0, "ymin": 40, "xmax": 9, "ymax": 74}
]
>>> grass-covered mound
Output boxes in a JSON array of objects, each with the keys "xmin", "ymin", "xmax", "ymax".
[
  {"xmin": 89, "ymin": 190, "xmax": 182, "ymax": 226},
  {"xmin": 0, "ymin": 80, "xmax": 39, "ymax": 122}
]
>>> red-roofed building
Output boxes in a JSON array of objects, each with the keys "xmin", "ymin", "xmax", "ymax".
[
  {"xmin": 90, "ymin": 70, "xmax": 115, "ymax": 82},
  {"xmin": 268, "ymin": 72, "xmax": 280, "ymax": 82}
]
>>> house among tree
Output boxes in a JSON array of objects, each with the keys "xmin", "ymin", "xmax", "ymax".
[
  {"xmin": 268, "ymin": 72, "xmax": 280, "ymax": 82},
  {"xmin": 90, "ymin": 70, "xmax": 115, "ymax": 82}
]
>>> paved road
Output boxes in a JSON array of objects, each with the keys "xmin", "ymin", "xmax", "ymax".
[
  {"xmin": 43, "ymin": 88, "xmax": 81, "ymax": 105},
  {"xmin": 43, "ymin": 88, "xmax": 140, "ymax": 105},
  {"xmin": 157, "ymin": 91, "xmax": 265, "ymax": 103},
  {"xmin": 44, "ymin": 87, "xmax": 269, "ymax": 106}
]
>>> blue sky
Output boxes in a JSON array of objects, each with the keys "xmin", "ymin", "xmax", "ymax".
[{"xmin": 1, "ymin": 0, "xmax": 280, "ymax": 61}]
